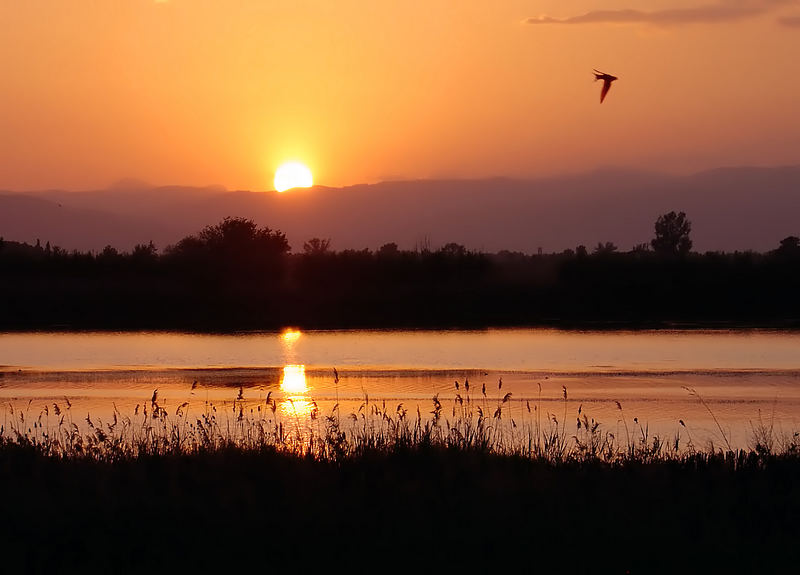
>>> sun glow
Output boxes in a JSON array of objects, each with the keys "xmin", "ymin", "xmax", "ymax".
[{"xmin": 274, "ymin": 162, "xmax": 313, "ymax": 192}]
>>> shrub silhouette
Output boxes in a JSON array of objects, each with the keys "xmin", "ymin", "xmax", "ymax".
[{"xmin": 166, "ymin": 217, "xmax": 290, "ymax": 286}]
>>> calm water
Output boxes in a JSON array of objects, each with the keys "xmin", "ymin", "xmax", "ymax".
[{"xmin": 2, "ymin": 329, "xmax": 800, "ymax": 448}]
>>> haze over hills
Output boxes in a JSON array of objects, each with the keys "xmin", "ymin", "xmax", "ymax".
[{"xmin": 1, "ymin": 166, "xmax": 798, "ymax": 254}]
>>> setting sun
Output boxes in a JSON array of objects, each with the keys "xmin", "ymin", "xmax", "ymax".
[{"xmin": 274, "ymin": 162, "xmax": 313, "ymax": 193}]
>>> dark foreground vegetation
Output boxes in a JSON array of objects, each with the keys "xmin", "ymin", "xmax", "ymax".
[
  {"xmin": 2, "ymin": 214, "xmax": 800, "ymax": 330},
  {"xmin": 3, "ymin": 442, "xmax": 799, "ymax": 573},
  {"xmin": 2, "ymin": 385, "xmax": 800, "ymax": 573}
]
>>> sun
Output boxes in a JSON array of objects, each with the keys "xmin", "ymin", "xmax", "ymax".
[{"xmin": 274, "ymin": 162, "xmax": 313, "ymax": 192}]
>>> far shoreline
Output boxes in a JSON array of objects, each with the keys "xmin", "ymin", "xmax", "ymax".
[{"xmin": 2, "ymin": 318, "xmax": 800, "ymax": 334}]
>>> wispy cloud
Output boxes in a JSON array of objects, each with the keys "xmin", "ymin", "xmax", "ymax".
[
  {"xmin": 524, "ymin": 0, "xmax": 797, "ymax": 27},
  {"xmin": 778, "ymin": 14, "xmax": 800, "ymax": 25}
]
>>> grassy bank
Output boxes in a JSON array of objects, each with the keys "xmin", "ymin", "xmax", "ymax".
[{"xmin": 2, "ymin": 389, "xmax": 800, "ymax": 573}]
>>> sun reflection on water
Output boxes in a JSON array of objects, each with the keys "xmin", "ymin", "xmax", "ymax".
[
  {"xmin": 281, "ymin": 365, "xmax": 307, "ymax": 394},
  {"xmin": 281, "ymin": 329, "xmax": 301, "ymax": 345},
  {"xmin": 279, "ymin": 364, "xmax": 315, "ymax": 418},
  {"xmin": 279, "ymin": 397, "xmax": 316, "ymax": 419}
]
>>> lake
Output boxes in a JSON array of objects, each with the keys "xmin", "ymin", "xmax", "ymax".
[{"xmin": 2, "ymin": 328, "xmax": 800, "ymax": 449}]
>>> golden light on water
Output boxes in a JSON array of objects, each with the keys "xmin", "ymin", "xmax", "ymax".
[
  {"xmin": 279, "ymin": 397, "xmax": 316, "ymax": 419},
  {"xmin": 279, "ymin": 364, "xmax": 314, "ymax": 419},
  {"xmin": 281, "ymin": 329, "xmax": 301, "ymax": 344},
  {"xmin": 281, "ymin": 364, "xmax": 307, "ymax": 394}
]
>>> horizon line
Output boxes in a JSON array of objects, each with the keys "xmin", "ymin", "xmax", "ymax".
[{"xmin": 4, "ymin": 162, "xmax": 800, "ymax": 194}]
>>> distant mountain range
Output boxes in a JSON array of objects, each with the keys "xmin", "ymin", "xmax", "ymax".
[{"xmin": 2, "ymin": 166, "xmax": 799, "ymax": 253}]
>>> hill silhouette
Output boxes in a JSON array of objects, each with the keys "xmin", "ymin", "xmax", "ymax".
[{"xmin": 2, "ymin": 165, "xmax": 799, "ymax": 253}]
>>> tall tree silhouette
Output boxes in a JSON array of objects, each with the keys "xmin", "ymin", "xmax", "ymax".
[{"xmin": 651, "ymin": 211, "xmax": 692, "ymax": 256}]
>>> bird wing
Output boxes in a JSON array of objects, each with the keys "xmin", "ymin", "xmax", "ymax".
[{"xmin": 600, "ymin": 79, "xmax": 612, "ymax": 103}]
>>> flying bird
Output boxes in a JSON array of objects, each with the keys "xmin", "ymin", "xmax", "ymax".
[{"xmin": 593, "ymin": 69, "xmax": 618, "ymax": 103}]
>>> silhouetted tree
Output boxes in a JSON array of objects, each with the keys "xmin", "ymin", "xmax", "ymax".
[
  {"xmin": 198, "ymin": 218, "xmax": 289, "ymax": 254},
  {"xmin": 170, "ymin": 217, "xmax": 289, "ymax": 259},
  {"xmin": 576, "ymin": 245, "xmax": 588, "ymax": 258},
  {"xmin": 167, "ymin": 217, "xmax": 290, "ymax": 286},
  {"xmin": 377, "ymin": 242, "xmax": 399, "ymax": 257},
  {"xmin": 415, "ymin": 235, "xmax": 432, "ymax": 254},
  {"xmin": 651, "ymin": 211, "xmax": 692, "ymax": 256},
  {"xmin": 439, "ymin": 243, "xmax": 468, "ymax": 257},
  {"xmin": 132, "ymin": 241, "xmax": 158, "ymax": 260},
  {"xmin": 776, "ymin": 236, "xmax": 800, "ymax": 255},
  {"xmin": 303, "ymin": 238, "xmax": 331, "ymax": 256},
  {"xmin": 99, "ymin": 245, "xmax": 119, "ymax": 259},
  {"xmin": 593, "ymin": 242, "xmax": 618, "ymax": 255}
]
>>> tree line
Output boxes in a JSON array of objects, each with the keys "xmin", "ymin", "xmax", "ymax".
[{"xmin": 1, "ymin": 212, "xmax": 799, "ymax": 330}]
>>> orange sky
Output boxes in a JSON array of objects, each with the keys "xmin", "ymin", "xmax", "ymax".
[{"xmin": 2, "ymin": 0, "xmax": 799, "ymax": 191}]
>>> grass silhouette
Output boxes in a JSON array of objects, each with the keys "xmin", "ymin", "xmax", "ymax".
[{"xmin": 2, "ymin": 381, "xmax": 799, "ymax": 572}]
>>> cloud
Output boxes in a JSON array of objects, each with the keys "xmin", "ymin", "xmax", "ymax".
[
  {"xmin": 524, "ymin": 0, "xmax": 797, "ymax": 27},
  {"xmin": 778, "ymin": 14, "xmax": 800, "ymax": 24}
]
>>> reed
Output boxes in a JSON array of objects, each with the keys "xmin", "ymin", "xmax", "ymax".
[{"xmin": 3, "ymin": 380, "xmax": 798, "ymax": 466}]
